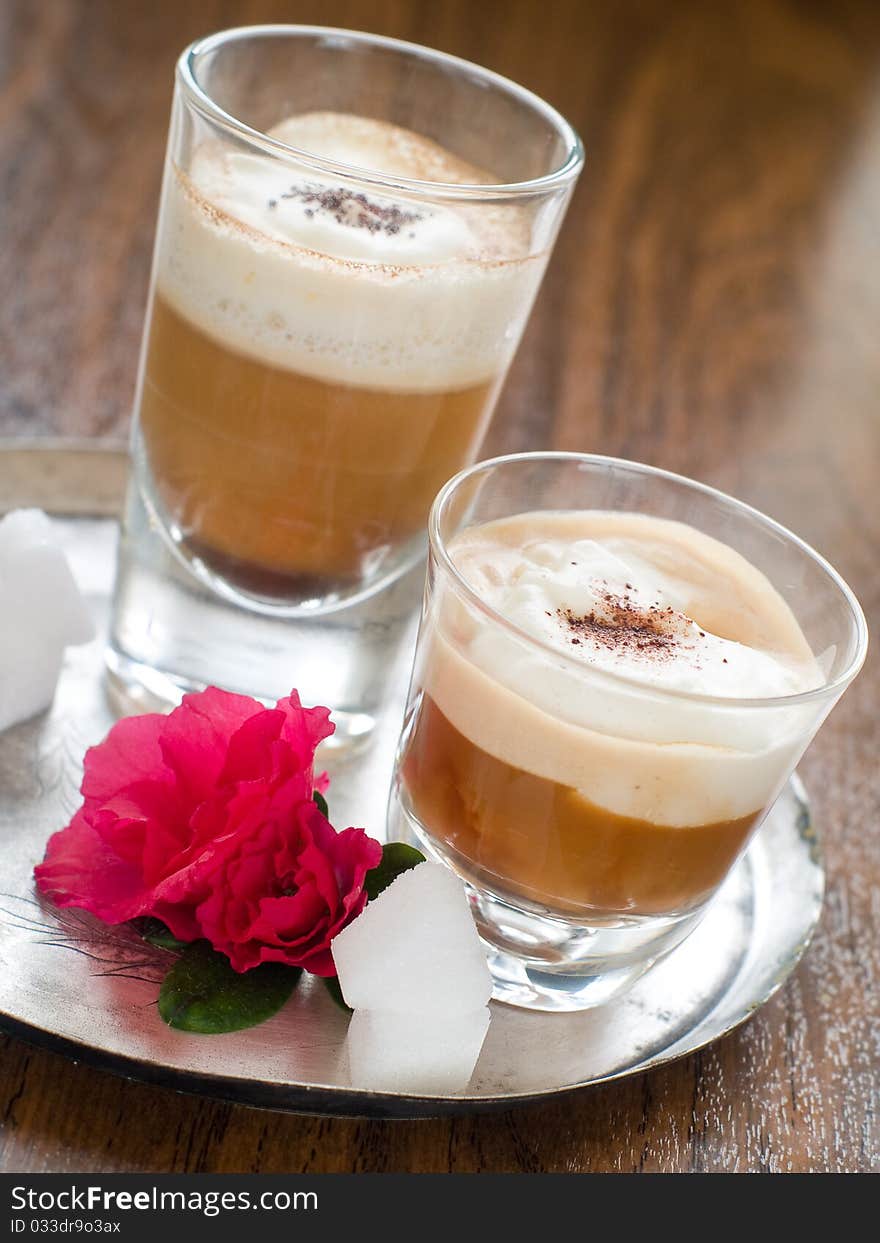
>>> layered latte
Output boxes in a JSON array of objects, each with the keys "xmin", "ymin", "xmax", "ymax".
[
  {"xmin": 138, "ymin": 113, "xmax": 540, "ymax": 598},
  {"xmin": 400, "ymin": 511, "xmax": 823, "ymax": 917}
]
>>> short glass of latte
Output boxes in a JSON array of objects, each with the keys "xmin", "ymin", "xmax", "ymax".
[
  {"xmin": 391, "ymin": 453, "xmax": 867, "ymax": 1010},
  {"xmin": 107, "ymin": 27, "xmax": 583, "ymax": 739}
]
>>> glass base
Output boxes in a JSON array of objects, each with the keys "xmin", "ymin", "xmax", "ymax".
[
  {"xmin": 108, "ymin": 482, "xmax": 422, "ymax": 745},
  {"xmin": 484, "ymin": 949, "xmax": 651, "ymax": 1012},
  {"xmin": 389, "ymin": 785, "xmax": 708, "ymax": 1012},
  {"xmin": 467, "ymin": 885, "xmax": 703, "ymax": 1012}
]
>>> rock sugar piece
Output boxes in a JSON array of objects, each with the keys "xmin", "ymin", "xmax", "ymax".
[
  {"xmin": 0, "ymin": 509, "xmax": 94, "ymax": 732},
  {"xmin": 346, "ymin": 1006, "xmax": 491, "ymax": 1094},
  {"xmin": 331, "ymin": 861, "xmax": 492, "ymax": 1014}
]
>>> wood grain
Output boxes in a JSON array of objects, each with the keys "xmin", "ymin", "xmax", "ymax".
[{"xmin": 1, "ymin": 0, "xmax": 878, "ymax": 1173}]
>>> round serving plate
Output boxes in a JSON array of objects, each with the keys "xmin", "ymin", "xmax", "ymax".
[{"xmin": 0, "ymin": 443, "xmax": 824, "ymax": 1118}]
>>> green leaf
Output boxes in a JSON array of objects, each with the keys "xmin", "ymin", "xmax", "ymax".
[
  {"xmin": 364, "ymin": 841, "xmax": 426, "ymax": 903},
  {"xmin": 158, "ymin": 941, "xmax": 302, "ymax": 1034},
  {"xmin": 321, "ymin": 974, "xmax": 352, "ymax": 1014},
  {"xmin": 133, "ymin": 917, "xmax": 191, "ymax": 953},
  {"xmin": 313, "ymin": 789, "xmax": 329, "ymax": 818}
]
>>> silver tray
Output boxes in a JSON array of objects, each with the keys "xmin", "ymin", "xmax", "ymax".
[{"xmin": 0, "ymin": 443, "xmax": 824, "ymax": 1118}]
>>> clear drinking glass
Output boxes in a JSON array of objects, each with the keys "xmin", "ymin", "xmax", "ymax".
[
  {"xmin": 107, "ymin": 26, "xmax": 583, "ymax": 742},
  {"xmin": 389, "ymin": 453, "xmax": 868, "ymax": 1010}
]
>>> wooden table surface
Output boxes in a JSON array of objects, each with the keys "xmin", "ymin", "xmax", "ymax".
[{"xmin": 1, "ymin": 0, "xmax": 878, "ymax": 1174}]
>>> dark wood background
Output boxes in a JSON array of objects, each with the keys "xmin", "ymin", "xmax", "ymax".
[{"xmin": 1, "ymin": 0, "xmax": 878, "ymax": 1173}]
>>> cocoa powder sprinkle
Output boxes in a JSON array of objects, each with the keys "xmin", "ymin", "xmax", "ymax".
[
  {"xmin": 556, "ymin": 588, "xmax": 697, "ymax": 663},
  {"xmin": 274, "ymin": 183, "xmax": 424, "ymax": 236}
]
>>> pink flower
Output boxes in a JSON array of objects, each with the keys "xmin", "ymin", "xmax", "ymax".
[{"xmin": 34, "ymin": 687, "xmax": 381, "ymax": 974}]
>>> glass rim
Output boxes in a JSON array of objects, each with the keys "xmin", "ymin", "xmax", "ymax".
[
  {"xmin": 176, "ymin": 24, "xmax": 584, "ymax": 201},
  {"xmin": 429, "ymin": 451, "xmax": 869, "ymax": 711}
]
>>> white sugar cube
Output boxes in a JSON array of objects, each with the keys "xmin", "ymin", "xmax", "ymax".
[
  {"xmin": 346, "ymin": 1007, "xmax": 490, "ymax": 1094},
  {"xmin": 0, "ymin": 508, "xmax": 54, "ymax": 547},
  {"xmin": 0, "ymin": 508, "xmax": 94, "ymax": 732},
  {"xmin": 332, "ymin": 862, "xmax": 492, "ymax": 1014}
]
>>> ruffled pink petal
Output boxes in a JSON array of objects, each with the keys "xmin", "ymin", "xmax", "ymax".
[
  {"xmin": 80, "ymin": 713, "xmax": 167, "ymax": 805},
  {"xmin": 218, "ymin": 709, "xmax": 286, "ymax": 786},
  {"xmin": 35, "ymin": 809, "xmax": 157, "ymax": 923},
  {"xmin": 253, "ymin": 885, "xmax": 328, "ymax": 943},
  {"xmin": 276, "ymin": 692, "xmax": 334, "ymax": 755},
  {"xmin": 158, "ymin": 687, "xmax": 263, "ymax": 806},
  {"xmin": 92, "ymin": 777, "xmax": 182, "ymax": 839}
]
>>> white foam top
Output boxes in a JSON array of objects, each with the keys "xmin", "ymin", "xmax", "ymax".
[
  {"xmin": 155, "ymin": 113, "xmax": 543, "ymax": 391},
  {"xmin": 422, "ymin": 512, "xmax": 824, "ymax": 826},
  {"xmin": 464, "ymin": 535, "xmax": 813, "ymax": 701}
]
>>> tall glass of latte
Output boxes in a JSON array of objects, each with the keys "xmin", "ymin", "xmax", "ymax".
[
  {"xmin": 108, "ymin": 27, "xmax": 583, "ymax": 739},
  {"xmin": 391, "ymin": 454, "xmax": 867, "ymax": 1009}
]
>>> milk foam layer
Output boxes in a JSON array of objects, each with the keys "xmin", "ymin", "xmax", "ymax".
[
  {"xmin": 422, "ymin": 511, "xmax": 823, "ymax": 826},
  {"xmin": 156, "ymin": 113, "xmax": 543, "ymax": 391},
  {"xmin": 461, "ymin": 533, "xmax": 814, "ymax": 700}
]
